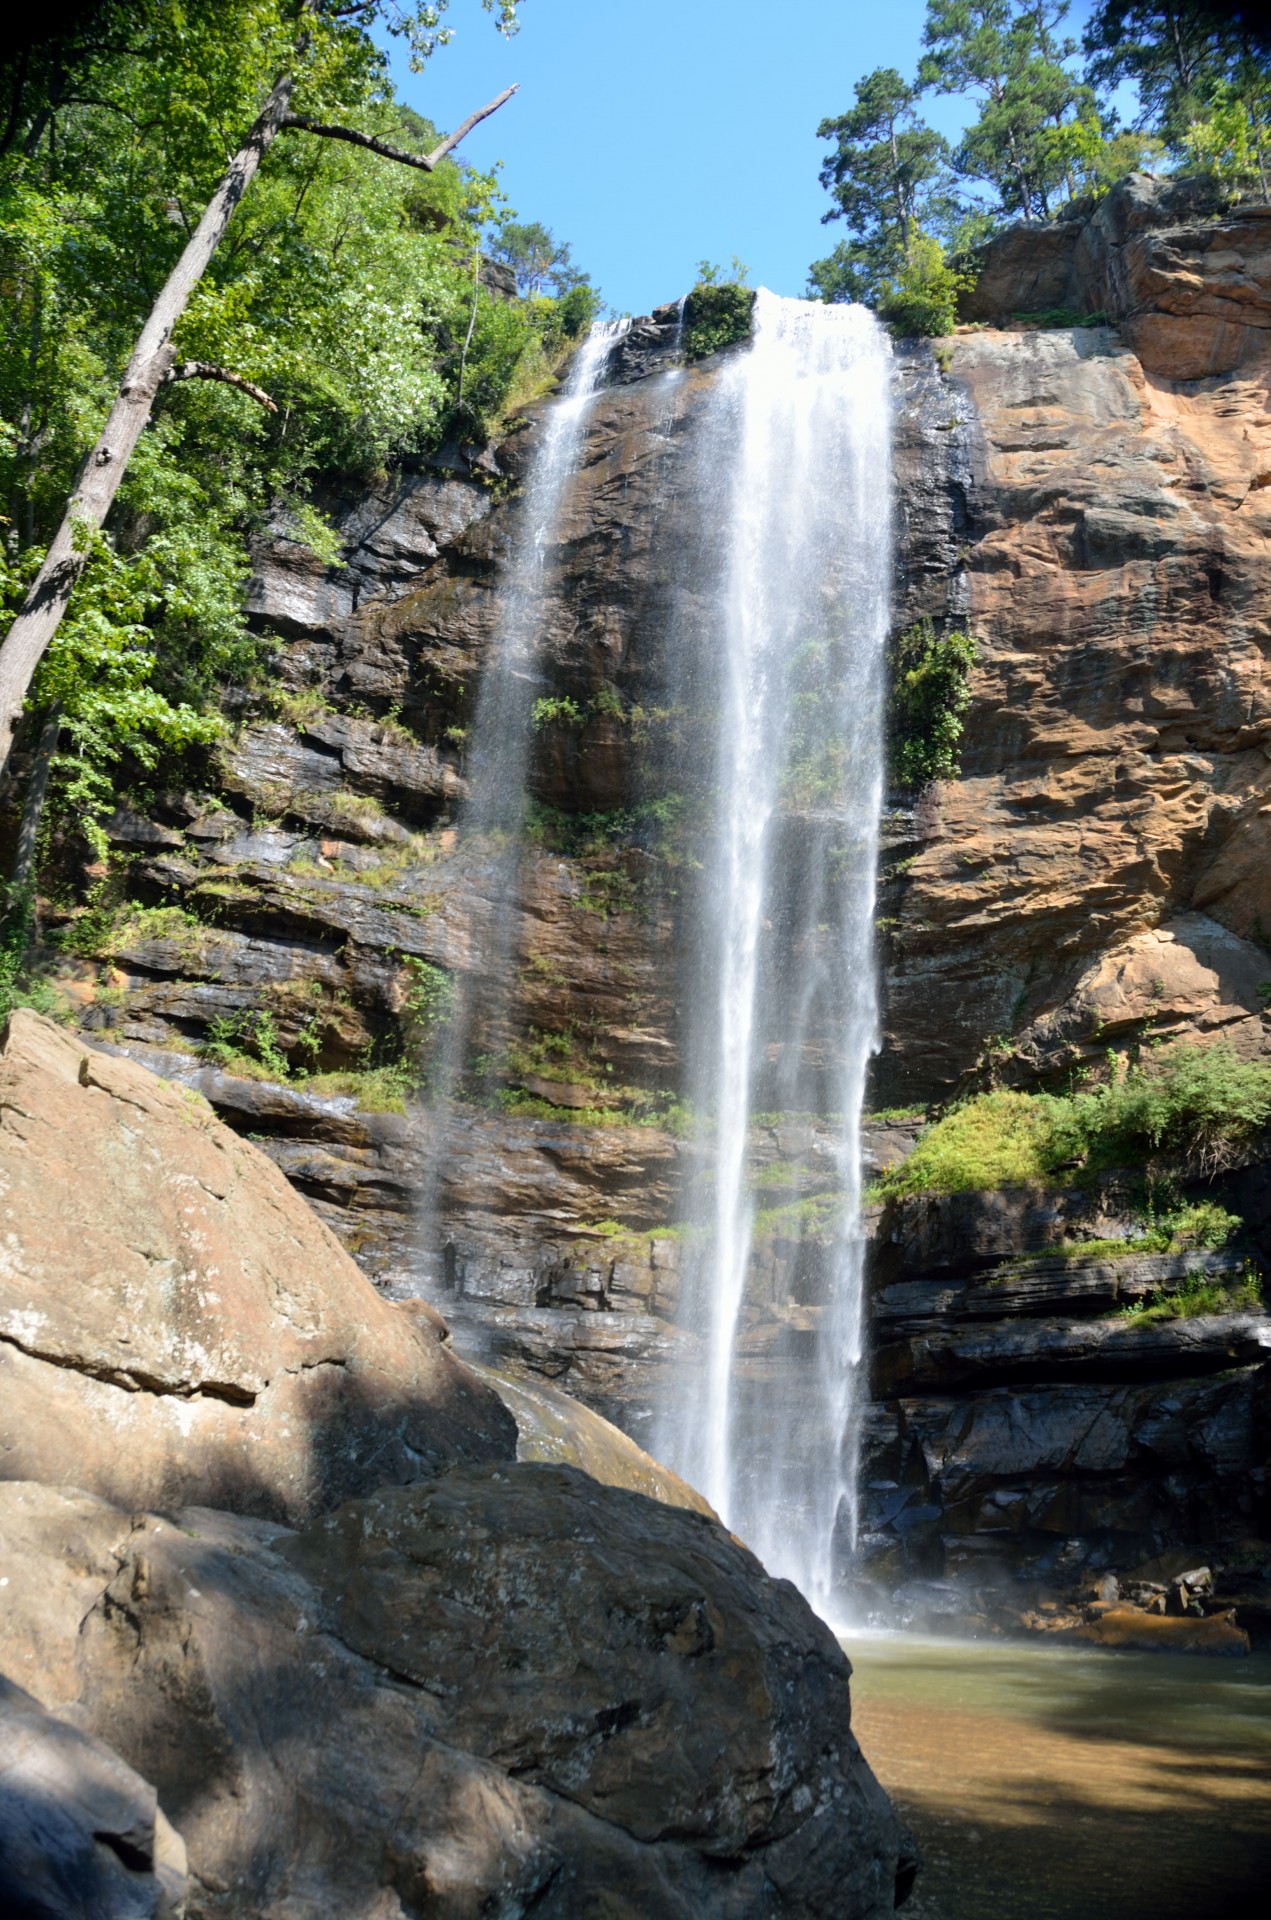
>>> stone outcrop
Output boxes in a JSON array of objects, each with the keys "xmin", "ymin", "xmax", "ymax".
[
  {"xmin": 0, "ymin": 1670, "xmax": 187, "ymax": 1919},
  {"xmin": 0, "ymin": 1008, "xmax": 514, "ymax": 1522},
  {"xmin": 962, "ymin": 172, "xmax": 1271, "ymax": 379},
  {"xmin": 0, "ymin": 1475, "xmax": 914, "ymax": 1918},
  {"xmin": 0, "ymin": 1018, "xmax": 911, "ymax": 1914}
]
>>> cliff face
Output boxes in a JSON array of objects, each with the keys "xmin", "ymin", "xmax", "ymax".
[{"xmin": 53, "ymin": 177, "xmax": 1271, "ymax": 1612}]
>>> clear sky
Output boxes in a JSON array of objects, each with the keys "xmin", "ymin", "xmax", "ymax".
[{"xmin": 382, "ymin": 1, "xmax": 1114, "ymax": 317}]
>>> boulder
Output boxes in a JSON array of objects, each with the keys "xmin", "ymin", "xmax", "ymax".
[
  {"xmin": 0, "ymin": 1010, "xmax": 514, "ymax": 1522},
  {"xmin": 0, "ymin": 1477, "xmax": 915, "ymax": 1919},
  {"xmin": 0, "ymin": 1671, "xmax": 186, "ymax": 1919}
]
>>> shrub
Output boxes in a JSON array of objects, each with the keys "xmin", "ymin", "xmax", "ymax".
[
  {"xmin": 682, "ymin": 283, "xmax": 756, "ymax": 361},
  {"xmin": 881, "ymin": 1044, "xmax": 1271, "ymax": 1198},
  {"xmin": 1054, "ymin": 1043, "xmax": 1271, "ymax": 1178},
  {"xmin": 877, "ymin": 234, "xmax": 973, "ymax": 340},
  {"xmin": 888, "ymin": 619, "xmax": 976, "ymax": 789}
]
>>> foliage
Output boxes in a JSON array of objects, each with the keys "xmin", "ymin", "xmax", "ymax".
[
  {"xmin": 880, "ymin": 1042, "xmax": 1271, "ymax": 1196},
  {"xmin": 887, "ymin": 619, "xmax": 976, "ymax": 787},
  {"xmin": 1084, "ymin": 2, "xmax": 1270, "ymax": 157},
  {"xmin": 488, "ymin": 220, "xmax": 592, "ymax": 298},
  {"xmin": 0, "ymin": 0, "xmax": 589, "ymax": 855},
  {"xmin": 1122, "ymin": 1262, "xmax": 1264, "ymax": 1324},
  {"xmin": 811, "ymin": 67, "xmax": 957, "ymax": 305},
  {"xmin": 1050, "ymin": 1041, "xmax": 1271, "ymax": 1177},
  {"xmin": 681, "ymin": 283, "xmax": 756, "ymax": 361},
  {"xmin": 810, "ymin": 0, "xmax": 1271, "ymax": 323},
  {"xmin": 0, "ymin": 885, "xmax": 66, "ymax": 1024},
  {"xmin": 877, "ymin": 232, "xmax": 975, "ymax": 338},
  {"xmin": 531, "ymin": 695, "xmax": 585, "ymax": 730},
  {"xmin": 399, "ymin": 955, "xmax": 454, "ymax": 1040},
  {"xmin": 1009, "ymin": 306, "xmax": 1111, "ymax": 326}
]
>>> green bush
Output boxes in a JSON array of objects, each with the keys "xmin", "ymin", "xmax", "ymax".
[
  {"xmin": 877, "ymin": 234, "xmax": 972, "ymax": 340},
  {"xmin": 888, "ymin": 619, "xmax": 976, "ymax": 789},
  {"xmin": 881, "ymin": 1043, "xmax": 1271, "ymax": 1197},
  {"xmin": 1054, "ymin": 1043, "xmax": 1271, "ymax": 1178},
  {"xmin": 682, "ymin": 283, "xmax": 756, "ymax": 361}
]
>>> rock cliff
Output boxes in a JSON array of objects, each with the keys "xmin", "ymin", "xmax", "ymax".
[{"xmin": 20, "ymin": 173, "xmax": 1271, "ymax": 1621}]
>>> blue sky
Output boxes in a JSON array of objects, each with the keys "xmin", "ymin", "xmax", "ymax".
[{"xmin": 381, "ymin": 1, "xmax": 1115, "ymax": 316}]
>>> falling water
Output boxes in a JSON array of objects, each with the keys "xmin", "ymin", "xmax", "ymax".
[
  {"xmin": 665, "ymin": 290, "xmax": 891, "ymax": 1619},
  {"xmin": 415, "ymin": 320, "xmax": 629, "ymax": 1273}
]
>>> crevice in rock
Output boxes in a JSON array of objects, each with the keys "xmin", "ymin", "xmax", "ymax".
[{"xmin": 0, "ymin": 1331, "xmax": 257, "ymax": 1406}]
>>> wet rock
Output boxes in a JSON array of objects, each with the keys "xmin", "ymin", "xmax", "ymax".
[
  {"xmin": 874, "ymin": 1310, "xmax": 1271, "ymax": 1396},
  {"xmin": 1074, "ymin": 1604, "xmax": 1249, "ymax": 1655}
]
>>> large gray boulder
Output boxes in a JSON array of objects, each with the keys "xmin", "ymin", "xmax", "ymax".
[{"xmin": 0, "ymin": 1477, "xmax": 915, "ymax": 1918}]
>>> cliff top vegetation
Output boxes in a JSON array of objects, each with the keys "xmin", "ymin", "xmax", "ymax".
[{"xmin": 812, "ymin": 0, "xmax": 1271, "ymax": 334}]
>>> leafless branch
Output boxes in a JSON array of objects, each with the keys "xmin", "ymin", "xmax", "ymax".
[
  {"xmin": 163, "ymin": 361, "xmax": 279, "ymax": 412},
  {"xmin": 282, "ymin": 83, "xmax": 518, "ymax": 173}
]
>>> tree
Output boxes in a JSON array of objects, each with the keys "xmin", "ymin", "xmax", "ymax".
[
  {"xmin": 489, "ymin": 220, "xmax": 590, "ymax": 297},
  {"xmin": 1084, "ymin": 3, "xmax": 1238, "ymax": 147},
  {"xmin": 1084, "ymin": 1, "xmax": 1271, "ymax": 184},
  {"xmin": 920, "ymin": 0, "xmax": 1092, "ymax": 219},
  {"xmin": 811, "ymin": 68, "xmax": 953, "ymax": 304},
  {"xmin": 0, "ymin": 0, "xmax": 521, "ymax": 784}
]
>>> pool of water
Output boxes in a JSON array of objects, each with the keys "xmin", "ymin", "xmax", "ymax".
[{"xmin": 843, "ymin": 1633, "xmax": 1271, "ymax": 1920}]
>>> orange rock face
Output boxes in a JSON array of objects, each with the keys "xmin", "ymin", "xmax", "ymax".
[{"xmin": 882, "ymin": 200, "xmax": 1271, "ymax": 1099}]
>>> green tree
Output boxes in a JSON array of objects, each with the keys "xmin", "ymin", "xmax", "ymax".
[
  {"xmin": 1083, "ymin": 3, "xmax": 1239, "ymax": 148},
  {"xmin": 811, "ymin": 68, "xmax": 954, "ymax": 303},
  {"xmin": 921, "ymin": 0, "xmax": 1093, "ymax": 219},
  {"xmin": 0, "ymin": 0, "xmax": 523, "ymax": 789},
  {"xmin": 489, "ymin": 220, "xmax": 590, "ymax": 297}
]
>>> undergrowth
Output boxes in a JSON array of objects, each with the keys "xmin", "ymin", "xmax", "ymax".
[
  {"xmin": 879, "ymin": 1043, "xmax": 1271, "ymax": 1197},
  {"xmin": 1122, "ymin": 1263, "xmax": 1264, "ymax": 1325}
]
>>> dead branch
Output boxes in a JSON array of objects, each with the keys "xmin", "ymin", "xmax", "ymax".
[
  {"xmin": 282, "ymin": 83, "xmax": 518, "ymax": 172},
  {"xmin": 163, "ymin": 361, "xmax": 278, "ymax": 412}
]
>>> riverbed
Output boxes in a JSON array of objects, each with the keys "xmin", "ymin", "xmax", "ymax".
[{"xmin": 844, "ymin": 1634, "xmax": 1271, "ymax": 1920}]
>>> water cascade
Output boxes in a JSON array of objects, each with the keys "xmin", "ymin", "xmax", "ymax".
[
  {"xmin": 416, "ymin": 319, "xmax": 629, "ymax": 1268},
  {"xmin": 663, "ymin": 290, "xmax": 892, "ymax": 1617}
]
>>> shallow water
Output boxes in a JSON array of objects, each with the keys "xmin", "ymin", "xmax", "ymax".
[{"xmin": 844, "ymin": 1633, "xmax": 1271, "ymax": 1920}]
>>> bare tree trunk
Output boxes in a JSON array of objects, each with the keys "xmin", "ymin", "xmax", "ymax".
[
  {"xmin": 0, "ymin": 74, "xmax": 517, "ymax": 785},
  {"xmin": 0, "ymin": 71, "xmax": 296, "ymax": 781}
]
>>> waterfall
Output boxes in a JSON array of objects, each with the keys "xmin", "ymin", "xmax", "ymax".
[
  {"xmin": 415, "ymin": 320, "xmax": 629, "ymax": 1277},
  {"xmin": 663, "ymin": 290, "xmax": 892, "ymax": 1620}
]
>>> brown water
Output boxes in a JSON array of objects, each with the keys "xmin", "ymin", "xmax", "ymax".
[{"xmin": 844, "ymin": 1634, "xmax": 1271, "ymax": 1920}]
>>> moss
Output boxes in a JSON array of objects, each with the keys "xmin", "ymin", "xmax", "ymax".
[{"xmin": 682, "ymin": 283, "xmax": 756, "ymax": 361}]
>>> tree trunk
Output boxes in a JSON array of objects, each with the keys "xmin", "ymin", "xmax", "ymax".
[{"xmin": 0, "ymin": 70, "xmax": 296, "ymax": 783}]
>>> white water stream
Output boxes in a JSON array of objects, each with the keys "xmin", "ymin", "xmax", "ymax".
[
  {"xmin": 662, "ymin": 290, "xmax": 892, "ymax": 1618},
  {"xmin": 416, "ymin": 320, "xmax": 628, "ymax": 1265}
]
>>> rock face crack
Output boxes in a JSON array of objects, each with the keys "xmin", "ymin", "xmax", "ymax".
[{"xmin": 0, "ymin": 1330, "xmax": 256, "ymax": 1405}]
